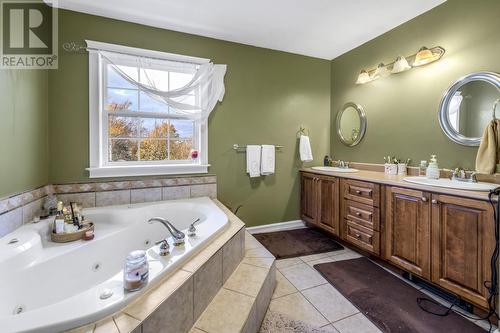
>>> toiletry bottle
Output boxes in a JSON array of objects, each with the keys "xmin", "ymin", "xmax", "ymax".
[
  {"xmin": 426, "ymin": 155, "xmax": 440, "ymax": 179},
  {"xmin": 54, "ymin": 201, "xmax": 65, "ymax": 234},
  {"xmin": 324, "ymin": 155, "xmax": 330, "ymax": 167},
  {"xmin": 419, "ymin": 160, "xmax": 428, "ymax": 176}
]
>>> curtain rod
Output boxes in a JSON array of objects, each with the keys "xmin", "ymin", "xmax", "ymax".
[{"xmin": 62, "ymin": 41, "xmax": 207, "ymax": 65}]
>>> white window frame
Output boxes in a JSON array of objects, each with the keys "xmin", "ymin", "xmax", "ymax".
[{"xmin": 86, "ymin": 40, "xmax": 210, "ymax": 178}]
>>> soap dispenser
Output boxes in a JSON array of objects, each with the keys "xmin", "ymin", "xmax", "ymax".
[{"xmin": 426, "ymin": 155, "xmax": 440, "ymax": 179}]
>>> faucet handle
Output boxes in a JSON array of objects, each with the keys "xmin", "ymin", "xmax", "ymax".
[
  {"xmin": 155, "ymin": 239, "xmax": 170, "ymax": 256},
  {"xmin": 188, "ymin": 218, "xmax": 201, "ymax": 238},
  {"xmin": 470, "ymin": 172, "xmax": 477, "ymax": 183}
]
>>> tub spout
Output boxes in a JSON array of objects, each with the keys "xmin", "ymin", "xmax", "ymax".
[{"xmin": 148, "ymin": 217, "xmax": 185, "ymax": 246}]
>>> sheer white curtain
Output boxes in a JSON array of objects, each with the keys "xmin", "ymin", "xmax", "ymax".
[{"xmin": 100, "ymin": 51, "xmax": 227, "ymax": 120}]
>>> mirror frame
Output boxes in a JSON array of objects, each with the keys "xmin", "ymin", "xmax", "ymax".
[
  {"xmin": 438, "ymin": 71, "xmax": 500, "ymax": 146},
  {"xmin": 336, "ymin": 102, "xmax": 366, "ymax": 147}
]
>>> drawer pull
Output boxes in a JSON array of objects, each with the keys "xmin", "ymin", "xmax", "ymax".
[
  {"xmin": 355, "ymin": 212, "xmax": 362, "ymax": 216},
  {"xmin": 432, "ymin": 199, "xmax": 439, "ymax": 204},
  {"xmin": 421, "ymin": 197, "xmax": 427, "ymax": 202},
  {"xmin": 355, "ymin": 233, "xmax": 361, "ymax": 239},
  {"xmin": 355, "ymin": 190, "xmax": 362, "ymax": 194}
]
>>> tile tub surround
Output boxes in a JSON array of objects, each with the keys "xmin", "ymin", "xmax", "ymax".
[
  {"xmin": 0, "ymin": 185, "xmax": 52, "ymax": 237},
  {"xmin": 65, "ymin": 199, "xmax": 247, "ymax": 333},
  {"xmin": 0, "ymin": 175, "xmax": 216, "ymax": 238},
  {"xmin": 191, "ymin": 232, "xmax": 276, "ymax": 333}
]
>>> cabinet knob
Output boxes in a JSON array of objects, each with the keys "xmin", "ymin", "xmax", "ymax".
[
  {"xmin": 421, "ymin": 197, "xmax": 428, "ymax": 202},
  {"xmin": 431, "ymin": 199, "xmax": 438, "ymax": 204},
  {"xmin": 355, "ymin": 212, "xmax": 361, "ymax": 216},
  {"xmin": 355, "ymin": 190, "xmax": 362, "ymax": 194},
  {"xmin": 355, "ymin": 233, "xmax": 361, "ymax": 239}
]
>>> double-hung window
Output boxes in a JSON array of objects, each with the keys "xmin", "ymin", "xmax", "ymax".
[{"xmin": 87, "ymin": 41, "xmax": 210, "ymax": 178}]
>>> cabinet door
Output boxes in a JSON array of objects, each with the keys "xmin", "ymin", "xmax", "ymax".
[
  {"xmin": 385, "ymin": 187, "xmax": 431, "ymax": 279},
  {"xmin": 431, "ymin": 194, "xmax": 495, "ymax": 308},
  {"xmin": 317, "ymin": 176, "xmax": 339, "ymax": 235},
  {"xmin": 300, "ymin": 173, "xmax": 318, "ymax": 224}
]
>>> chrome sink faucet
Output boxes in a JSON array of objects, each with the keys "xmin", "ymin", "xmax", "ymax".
[
  {"xmin": 148, "ymin": 217, "xmax": 185, "ymax": 246},
  {"xmin": 336, "ymin": 160, "xmax": 350, "ymax": 169},
  {"xmin": 451, "ymin": 168, "xmax": 477, "ymax": 183}
]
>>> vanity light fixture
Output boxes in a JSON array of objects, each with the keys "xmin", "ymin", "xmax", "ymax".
[
  {"xmin": 413, "ymin": 46, "xmax": 440, "ymax": 66},
  {"xmin": 355, "ymin": 46, "xmax": 445, "ymax": 84},
  {"xmin": 373, "ymin": 63, "xmax": 390, "ymax": 79},
  {"xmin": 356, "ymin": 70, "xmax": 371, "ymax": 84},
  {"xmin": 391, "ymin": 56, "xmax": 411, "ymax": 73}
]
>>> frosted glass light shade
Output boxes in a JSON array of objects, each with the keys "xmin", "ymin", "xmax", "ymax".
[
  {"xmin": 373, "ymin": 63, "xmax": 390, "ymax": 78},
  {"xmin": 413, "ymin": 46, "xmax": 439, "ymax": 66},
  {"xmin": 356, "ymin": 70, "xmax": 371, "ymax": 84},
  {"xmin": 391, "ymin": 56, "xmax": 411, "ymax": 73}
]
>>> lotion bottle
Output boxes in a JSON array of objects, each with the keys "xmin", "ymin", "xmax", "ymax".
[{"xmin": 426, "ymin": 155, "xmax": 440, "ymax": 179}]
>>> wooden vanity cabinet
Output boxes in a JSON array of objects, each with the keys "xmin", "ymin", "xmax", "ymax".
[
  {"xmin": 431, "ymin": 194, "xmax": 495, "ymax": 308},
  {"xmin": 300, "ymin": 172, "xmax": 496, "ymax": 309},
  {"xmin": 385, "ymin": 187, "xmax": 495, "ymax": 308},
  {"xmin": 300, "ymin": 173, "xmax": 318, "ymax": 223},
  {"xmin": 385, "ymin": 187, "xmax": 431, "ymax": 279},
  {"xmin": 341, "ymin": 179, "xmax": 381, "ymax": 255},
  {"xmin": 300, "ymin": 172, "xmax": 340, "ymax": 235}
]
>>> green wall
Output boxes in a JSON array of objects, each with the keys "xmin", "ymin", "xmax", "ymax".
[
  {"xmin": 331, "ymin": 0, "xmax": 500, "ymax": 170},
  {"xmin": 0, "ymin": 70, "xmax": 48, "ymax": 197},
  {"xmin": 48, "ymin": 10, "xmax": 331, "ymax": 226}
]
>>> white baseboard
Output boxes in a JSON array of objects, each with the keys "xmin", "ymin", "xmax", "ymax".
[{"xmin": 246, "ymin": 220, "xmax": 307, "ymax": 234}]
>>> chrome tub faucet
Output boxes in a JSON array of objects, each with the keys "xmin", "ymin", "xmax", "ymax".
[{"xmin": 148, "ymin": 217, "xmax": 185, "ymax": 246}]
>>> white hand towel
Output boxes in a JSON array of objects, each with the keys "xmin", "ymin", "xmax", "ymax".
[
  {"xmin": 246, "ymin": 145, "xmax": 262, "ymax": 178},
  {"xmin": 261, "ymin": 145, "xmax": 275, "ymax": 175},
  {"xmin": 299, "ymin": 135, "xmax": 313, "ymax": 162}
]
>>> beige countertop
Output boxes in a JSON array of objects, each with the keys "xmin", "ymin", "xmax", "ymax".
[{"xmin": 301, "ymin": 167, "xmax": 498, "ymax": 201}]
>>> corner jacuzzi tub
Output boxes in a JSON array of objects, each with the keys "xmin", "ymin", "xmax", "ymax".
[{"xmin": 0, "ymin": 197, "xmax": 228, "ymax": 333}]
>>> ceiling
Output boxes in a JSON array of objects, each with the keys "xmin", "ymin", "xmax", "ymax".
[{"xmin": 52, "ymin": 0, "xmax": 446, "ymax": 60}]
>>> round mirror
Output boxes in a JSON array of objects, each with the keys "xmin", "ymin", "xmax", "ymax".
[
  {"xmin": 439, "ymin": 72, "xmax": 500, "ymax": 146},
  {"xmin": 336, "ymin": 102, "xmax": 366, "ymax": 146}
]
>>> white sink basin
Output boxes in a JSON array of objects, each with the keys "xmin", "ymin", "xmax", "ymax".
[
  {"xmin": 403, "ymin": 176, "xmax": 498, "ymax": 192},
  {"xmin": 311, "ymin": 166, "xmax": 359, "ymax": 173}
]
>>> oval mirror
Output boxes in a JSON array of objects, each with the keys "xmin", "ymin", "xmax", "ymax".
[
  {"xmin": 336, "ymin": 102, "xmax": 366, "ymax": 146},
  {"xmin": 438, "ymin": 72, "xmax": 500, "ymax": 146}
]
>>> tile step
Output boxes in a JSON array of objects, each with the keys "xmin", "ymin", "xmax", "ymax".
[{"xmin": 191, "ymin": 232, "xmax": 276, "ymax": 333}]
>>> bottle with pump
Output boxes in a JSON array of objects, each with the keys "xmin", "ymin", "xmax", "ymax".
[{"xmin": 426, "ymin": 155, "xmax": 440, "ymax": 179}]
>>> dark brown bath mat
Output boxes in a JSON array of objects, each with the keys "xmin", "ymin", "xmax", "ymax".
[
  {"xmin": 314, "ymin": 257, "xmax": 485, "ymax": 333},
  {"xmin": 253, "ymin": 228, "xmax": 343, "ymax": 259}
]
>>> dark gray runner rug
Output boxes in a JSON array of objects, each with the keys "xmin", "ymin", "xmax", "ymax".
[
  {"xmin": 254, "ymin": 228, "xmax": 343, "ymax": 259},
  {"xmin": 314, "ymin": 257, "xmax": 485, "ymax": 333}
]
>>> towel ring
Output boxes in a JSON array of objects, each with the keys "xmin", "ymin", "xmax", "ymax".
[{"xmin": 296, "ymin": 126, "xmax": 310, "ymax": 138}]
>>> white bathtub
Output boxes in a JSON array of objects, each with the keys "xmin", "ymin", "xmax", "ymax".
[{"xmin": 0, "ymin": 197, "xmax": 229, "ymax": 333}]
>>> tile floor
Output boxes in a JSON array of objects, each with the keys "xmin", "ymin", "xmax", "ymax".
[{"xmin": 262, "ymin": 245, "xmax": 496, "ymax": 333}]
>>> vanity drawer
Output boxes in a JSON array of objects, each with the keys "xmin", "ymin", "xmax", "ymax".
[
  {"xmin": 344, "ymin": 200, "xmax": 380, "ymax": 231},
  {"xmin": 345, "ymin": 221, "xmax": 380, "ymax": 255},
  {"xmin": 343, "ymin": 179, "xmax": 380, "ymax": 207}
]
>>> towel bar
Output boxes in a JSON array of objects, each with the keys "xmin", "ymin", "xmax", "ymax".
[{"xmin": 232, "ymin": 144, "xmax": 284, "ymax": 150}]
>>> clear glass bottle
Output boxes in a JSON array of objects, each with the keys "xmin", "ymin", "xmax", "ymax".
[
  {"xmin": 419, "ymin": 160, "xmax": 428, "ymax": 176},
  {"xmin": 124, "ymin": 250, "xmax": 149, "ymax": 291}
]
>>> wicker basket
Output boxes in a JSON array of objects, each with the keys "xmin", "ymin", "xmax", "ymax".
[{"xmin": 51, "ymin": 222, "xmax": 94, "ymax": 243}]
